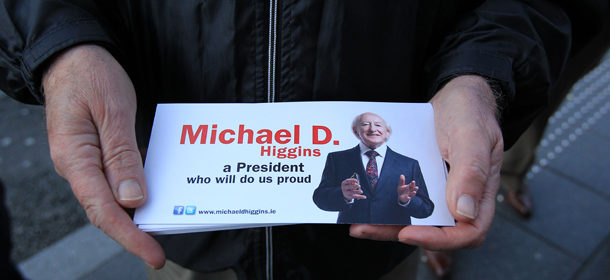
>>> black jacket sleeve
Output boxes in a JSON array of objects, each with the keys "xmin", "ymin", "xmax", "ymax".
[
  {"xmin": 0, "ymin": 0, "xmax": 121, "ymax": 104},
  {"xmin": 425, "ymin": 0, "xmax": 607, "ymax": 148}
]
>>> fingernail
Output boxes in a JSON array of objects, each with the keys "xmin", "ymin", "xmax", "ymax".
[
  {"xmin": 118, "ymin": 180, "xmax": 144, "ymax": 201},
  {"xmin": 398, "ymin": 238, "xmax": 421, "ymax": 247},
  {"xmin": 456, "ymin": 194, "xmax": 477, "ymax": 219},
  {"xmin": 144, "ymin": 261, "xmax": 157, "ymax": 270},
  {"xmin": 350, "ymin": 231, "xmax": 372, "ymax": 239}
]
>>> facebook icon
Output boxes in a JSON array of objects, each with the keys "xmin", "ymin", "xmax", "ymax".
[{"xmin": 173, "ymin": 206, "xmax": 184, "ymax": 215}]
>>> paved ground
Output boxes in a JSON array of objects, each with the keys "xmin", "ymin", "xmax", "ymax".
[
  {"xmin": 2, "ymin": 51, "xmax": 609, "ymax": 280},
  {"xmin": 416, "ymin": 51, "xmax": 610, "ymax": 280},
  {"xmin": 0, "ymin": 91, "xmax": 89, "ymax": 263}
]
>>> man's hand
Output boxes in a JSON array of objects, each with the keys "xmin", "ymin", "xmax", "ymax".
[
  {"xmin": 342, "ymin": 178, "xmax": 366, "ymax": 201},
  {"xmin": 43, "ymin": 45, "xmax": 166, "ymax": 268},
  {"xmin": 397, "ymin": 175, "xmax": 418, "ymax": 204},
  {"xmin": 350, "ymin": 75, "xmax": 503, "ymax": 250}
]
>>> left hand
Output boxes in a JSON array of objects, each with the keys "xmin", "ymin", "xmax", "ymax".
[
  {"xmin": 397, "ymin": 175, "xmax": 418, "ymax": 204},
  {"xmin": 350, "ymin": 75, "xmax": 504, "ymax": 250},
  {"xmin": 43, "ymin": 45, "xmax": 166, "ymax": 268}
]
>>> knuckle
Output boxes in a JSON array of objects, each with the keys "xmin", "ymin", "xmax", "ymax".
[
  {"xmin": 465, "ymin": 234, "xmax": 486, "ymax": 249},
  {"xmin": 103, "ymin": 145, "xmax": 142, "ymax": 171},
  {"xmin": 461, "ymin": 229, "xmax": 488, "ymax": 250},
  {"xmin": 460, "ymin": 159, "xmax": 489, "ymax": 187},
  {"xmin": 79, "ymin": 192, "xmax": 103, "ymax": 228}
]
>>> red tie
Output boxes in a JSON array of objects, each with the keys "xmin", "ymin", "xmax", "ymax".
[{"xmin": 365, "ymin": 150, "xmax": 380, "ymax": 190}]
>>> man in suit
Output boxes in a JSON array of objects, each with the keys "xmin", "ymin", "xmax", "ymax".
[{"xmin": 313, "ymin": 112, "xmax": 434, "ymax": 224}]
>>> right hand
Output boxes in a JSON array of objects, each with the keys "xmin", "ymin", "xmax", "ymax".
[
  {"xmin": 43, "ymin": 44, "xmax": 166, "ymax": 269},
  {"xmin": 349, "ymin": 75, "xmax": 503, "ymax": 250},
  {"xmin": 341, "ymin": 178, "xmax": 366, "ymax": 201},
  {"xmin": 397, "ymin": 175, "xmax": 418, "ymax": 204}
]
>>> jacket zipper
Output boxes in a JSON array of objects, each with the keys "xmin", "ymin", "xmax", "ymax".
[
  {"xmin": 266, "ymin": 1, "xmax": 278, "ymax": 279},
  {"xmin": 265, "ymin": 226, "xmax": 274, "ymax": 280},
  {"xmin": 267, "ymin": 0, "xmax": 278, "ymax": 103}
]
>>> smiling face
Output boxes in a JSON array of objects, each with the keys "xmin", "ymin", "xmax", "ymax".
[{"xmin": 354, "ymin": 113, "xmax": 391, "ymax": 149}]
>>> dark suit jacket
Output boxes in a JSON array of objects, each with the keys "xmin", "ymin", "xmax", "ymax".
[{"xmin": 313, "ymin": 145, "xmax": 434, "ymax": 224}]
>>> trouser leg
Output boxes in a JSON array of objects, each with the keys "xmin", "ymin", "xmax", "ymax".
[
  {"xmin": 0, "ymin": 178, "xmax": 24, "ymax": 280},
  {"xmin": 147, "ymin": 260, "xmax": 238, "ymax": 280},
  {"xmin": 500, "ymin": 115, "xmax": 547, "ymax": 192},
  {"xmin": 501, "ymin": 19, "xmax": 610, "ymax": 191},
  {"xmin": 379, "ymin": 247, "xmax": 420, "ymax": 280}
]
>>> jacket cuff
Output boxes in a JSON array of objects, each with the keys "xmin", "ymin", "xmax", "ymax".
[
  {"xmin": 427, "ymin": 49, "xmax": 515, "ymax": 104},
  {"xmin": 20, "ymin": 19, "xmax": 116, "ymax": 104}
]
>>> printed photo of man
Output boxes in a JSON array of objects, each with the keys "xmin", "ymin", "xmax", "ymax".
[{"xmin": 313, "ymin": 112, "xmax": 434, "ymax": 224}]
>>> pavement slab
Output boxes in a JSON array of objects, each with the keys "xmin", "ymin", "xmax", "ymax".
[
  {"xmin": 504, "ymin": 168, "xmax": 610, "ymax": 260},
  {"xmin": 80, "ymin": 249, "xmax": 148, "ymax": 280},
  {"xmin": 572, "ymin": 234, "xmax": 610, "ymax": 280},
  {"xmin": 0, "ymin": 91, "xmax": 89, "ymax": 263},
  {"xmin": 18, "ymin": 225, "xmax": 128, "ymax": 280}
]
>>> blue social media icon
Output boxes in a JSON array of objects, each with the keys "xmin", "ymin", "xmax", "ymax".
[
  {"xmin": 185, "ymin": 206, "xmax": 196, "ymax": 215},
  {"xmin": 173, "ymin": 206, "xmax": 184, "ymax": 215}
]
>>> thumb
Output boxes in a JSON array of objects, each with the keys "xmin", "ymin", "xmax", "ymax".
[
  {"xmin": 446, "ymin": 130, "xmax": 503, "ymax": 229},
  {"xmin": 64, "ymin": 44, "xmax": 149, "ymax": 209},
  {"xmin": 90, "ymin": 67, "xmax": 146, "ymax": 209},
  {"xmin": 44, "ymin": 44, "xmax": 163, "ymax": 268},
  {"xmin": 99, "ymin": 119, "xmax": 147, "ymax": 209},
  {"xmin": 447, "ymin": 148, "xmax": 486, "ymax": 220},
  {"xmin": 398, "ymin": 174, "xmax": 406, "ymax": 187},
  {"xmin": 444, "ymin": 116, "xmax": 498, "ymax": 222},
  {"xmin": 442, "ymin": 115, "xmax": 503, "ymax": 224},
  {"xmin": 430, "ymin": 75, "xmax": 503, "ymax": 223}
]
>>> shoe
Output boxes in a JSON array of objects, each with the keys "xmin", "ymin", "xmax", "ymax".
[
  {"xmin": 506, "ymin": 184, "xmax": 533, "ymax": 218},
  {"xmin": 423, "ymin": 250, "xmax": 452, "ymax": 279}
]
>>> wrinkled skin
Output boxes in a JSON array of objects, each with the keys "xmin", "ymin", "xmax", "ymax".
[
  {"xmin": 43, "ymin": 45, "xmax": 165, "ymax": 268},
  {"xmin": 43, "ymin": 45, "xmax": 502, "ymax": 269},
  {"xmin": 350, "ymin": 75, "xmax": 504, "ymax": 251}
]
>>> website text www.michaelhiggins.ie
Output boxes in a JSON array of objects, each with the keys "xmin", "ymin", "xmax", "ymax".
[{"xmin": 198, "ymin": 209, "xmax": 277, "ymax": 215}]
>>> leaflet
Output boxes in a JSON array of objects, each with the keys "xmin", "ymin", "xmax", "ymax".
[{"xmin": 134, "ymin": 102, "xmax": 454, "ymax": 234}]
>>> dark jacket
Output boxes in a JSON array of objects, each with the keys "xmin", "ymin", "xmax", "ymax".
[
  {"xmin": 0, "ymin": 0, "xmax": 607, "ymax": 279},
  {"xmin": 2, "ymin": 0, "xmax": 606, "ymax": 147},
  {"xmin": 313, "ymin": 145, "xmax": 434, "ymax": 224}
]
